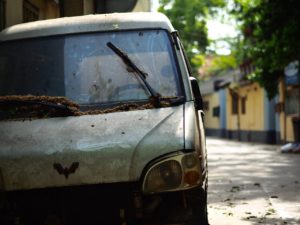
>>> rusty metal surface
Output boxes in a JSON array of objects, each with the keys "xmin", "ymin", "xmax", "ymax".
[{"xmin": 0, "ymin": 105, "xmax": 185, "ymax": 191}]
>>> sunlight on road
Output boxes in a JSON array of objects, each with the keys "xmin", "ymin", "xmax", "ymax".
[{"xmin": 206, "ymin": 138, "xmax": 300, "ymax": 225}]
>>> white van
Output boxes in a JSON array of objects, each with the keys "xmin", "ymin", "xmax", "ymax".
[{"xmin": 0, "ymin": 12, "xmax": 208, "ymax": 225}]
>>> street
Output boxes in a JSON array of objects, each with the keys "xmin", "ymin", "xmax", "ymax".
[{"xmin": 207, "ymin": 137, "xmax": 300, "ymax": 225}]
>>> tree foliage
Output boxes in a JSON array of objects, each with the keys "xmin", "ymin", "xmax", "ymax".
[
  {"xmin": 198, "ymin": 54, "xmax": 237, "ymax": 80},
  {"xmin": 158, "ymin": 0, "xmax": 225, "ymax": 73},
  {"xmin": 233, "ymin": 0, "xmax": 300, "ymax": 98},
  {"xmin": 209, "ymin": 54, "xmax": 237, "ymax": 73}
]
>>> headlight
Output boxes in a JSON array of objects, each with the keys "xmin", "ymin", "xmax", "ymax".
[
  {"xmin": 142, "ymin": 152, "xmax": 202, "ymax": 194},
  {"xmin": 144, "ymin": 160, "xmax": 182, "ymax": 193}
]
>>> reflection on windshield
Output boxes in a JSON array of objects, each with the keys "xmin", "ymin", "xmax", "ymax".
[{"xmin": 0, "ymin": 30, "xmax": 181, "ymax": 105}]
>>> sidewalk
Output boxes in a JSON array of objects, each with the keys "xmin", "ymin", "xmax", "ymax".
[{"xmin": 206, "ymin": 137, "xmax": 300, "ymax": 225}]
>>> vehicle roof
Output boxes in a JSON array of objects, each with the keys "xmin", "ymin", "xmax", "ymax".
[{"xmin": 0, "ymin": 12, "xmax": 175, "ymax": 41}]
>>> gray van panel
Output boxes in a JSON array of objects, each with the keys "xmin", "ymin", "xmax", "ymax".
[{"xmin": 0, "ymin": 106, "xmax": 184, "ymax": 191}]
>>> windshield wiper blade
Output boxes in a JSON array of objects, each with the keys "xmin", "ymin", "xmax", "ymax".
[
  {"xmin": 106, "ymin": 42, "xmax": 161, "ymax": 107},
  {"xmin": 0, "ymin": 99, "xmax": 75, "ymax": 116}
]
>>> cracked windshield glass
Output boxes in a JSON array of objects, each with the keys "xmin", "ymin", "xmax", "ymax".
[{"xmin": 0, "ymin": 30, "xmax": 181, "ymax": 106}]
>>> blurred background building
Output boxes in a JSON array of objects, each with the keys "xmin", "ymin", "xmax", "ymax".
[
  {"xmin": 200, "ymin": 61, "xmax": 300, "ymax": 145},
  {"xmin": 0, "ymin": 0, "xmax": 151, "ymax": 30}
]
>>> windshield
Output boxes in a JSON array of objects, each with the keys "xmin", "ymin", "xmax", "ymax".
[{"xmin": 0, "ymin": 29, "xmax": 182, "ymax": 105}]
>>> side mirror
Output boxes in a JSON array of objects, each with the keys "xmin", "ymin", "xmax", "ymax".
[{"xmin": 189, "ymin": 77, "xmax": 203, "ymax": 110}]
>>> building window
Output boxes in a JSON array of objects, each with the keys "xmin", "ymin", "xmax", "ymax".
[
  {"xmin": 241, "ymin": 96, "xmax": 247, "ymax": 114},
  {"xmin": 231, "ymin": 92, "xmax": 239, "ymax": 115},
  {"xmin": 212, "ymin": 106, "xmax": 220, "ymax": 117},
  {"xmin": 23, "ymin": 0, "xmax": 39, "ymax": 23},
  {"xmin": 0, "ymin": 0, "xmax": 5, "ymax": 30}
]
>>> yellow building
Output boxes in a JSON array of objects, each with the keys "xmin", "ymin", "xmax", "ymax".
[
  {"xmin": 277, "ymin": 62, "xmax": 300, "ymax": 143},
  {"xmin": 200, "ymin": 71, "xmax": 279, "ymax": 144},
  {"xmin": 226, "ymin": 82, "xmax": 278, "ymax": 143}
]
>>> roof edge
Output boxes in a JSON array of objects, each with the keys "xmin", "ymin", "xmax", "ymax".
[{"xmin": 0, "ymin": 12, "xmax": 174, "ymax": 41}]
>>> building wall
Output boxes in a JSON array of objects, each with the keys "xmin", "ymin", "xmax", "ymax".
[
  {"xmin": 44, "ymin": 0, "xmax": 60, "ymax": 19},
  {"xmin": 83, "ymin": 0, "xmax": 94, "ymax": 14},
  {"xmin": 226, "ymin": 88, "xmax": 238, "ymax": 130},
  {"xmin": 226, "ymin": 82, "xmax": 265, "ymax": 132},
  {"xmin": 133, "ymin": 0, "xmax": 151, "ymax": 12},
  {"xmin": 3, "ymin": 0, "xmax": 149, "ymax": 29},
  {"xmin": 278, "ymin": 79, "xmax": 299, "ymax": 142},
  {"xmin": 203, "ymin": 92, "xmax": 220, "ymax": 129},
  {"xmin": 239, "ymin": 82, "xmax": 264, "ymax": 131},
  {"xmin": 6, "ymin": 0, "xmax": 23, "ymax": 27},
  {"xmin": 202, "ymin": 81, "xmax": 277, "ymax": 143},
  {"xmin": 286, "ymin": 117, "xmax": 295, "ymax": 141},
  {"xmin": 63, "ymin": 0, "xmax": 83, "ymax": 16},
  {"xmin": 29, "ymin": 0, "xmax": 59, "ymax": 19},
  {"xmin": 5, "ymin": 0, "xmax": 59, "ymax": 27}
]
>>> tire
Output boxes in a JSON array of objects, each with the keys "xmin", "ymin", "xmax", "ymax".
[{"xmin": 185, "ymin": 186, "xmax": 209, "ymax": 225}]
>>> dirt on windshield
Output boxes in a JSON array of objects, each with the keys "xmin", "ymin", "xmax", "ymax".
[
  {"xmin": 0, "ymin": 95, "xmax": 173, "ymax": 121},
  {"xmin": 0, "ymin": 95, "xmax": 79, "ymax": 108}
]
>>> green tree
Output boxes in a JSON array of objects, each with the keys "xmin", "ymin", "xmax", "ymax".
[
  {"xmin": 198, "ymin": 54, "xmax": 237, "ymax": 80},
  {"xmin": 233, "ymin": 0, "xmax": 300, "ymax": 98},
  {"xmin": 158, "ymin": 0, "xmax": 225, "ymax": 73}
]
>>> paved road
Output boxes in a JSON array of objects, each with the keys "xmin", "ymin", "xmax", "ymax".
[{"xmin": 206, "ymin": 138, "xmax": 300, "ymax": 225}]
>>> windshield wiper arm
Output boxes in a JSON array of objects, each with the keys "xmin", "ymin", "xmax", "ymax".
[
  {"xmin": 106, "ymin": 42, "xmax": 161, "ymax": 107},
  {"xmin": 161, "ymin": 96, "xmax": 185, "ymax": 106}
]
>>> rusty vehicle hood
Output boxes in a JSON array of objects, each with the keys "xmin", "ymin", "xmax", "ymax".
[{"xmin": 0, "ymin": 105, "xmax": 184, "ymax": 191}]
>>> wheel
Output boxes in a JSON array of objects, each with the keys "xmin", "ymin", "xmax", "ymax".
[{"xmin": 185, "ymin": 186, "xmax": 209, "ymax": 225}]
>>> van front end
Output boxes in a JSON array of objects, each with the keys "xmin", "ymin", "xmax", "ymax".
[
  {"xmin": 0, "ymin": 13, "xmax": 208, "ymax": 225},
  {"xmin": 0, "ymin": 103, "xmax": 207, "ymax": 225}
]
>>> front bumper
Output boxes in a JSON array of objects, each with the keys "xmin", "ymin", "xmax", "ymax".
[{"xmin": 0, "ymin": 182, "xmax": 206, "ymax": 225}]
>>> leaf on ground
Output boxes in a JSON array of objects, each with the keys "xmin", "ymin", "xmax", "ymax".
[
  {"xmin": 265, "ymin": 208, "xmax": 276, "ymax": 216},
  {"xmin": 268, "ymin": 208, "xmax": 276, "ymax": 213},
  {"xmin": 246, "ymin": 215, "xmax": 257, "ymax": 219},
  {"xmin": 227, "ymin": 202, "xmax": 234, "ymax": 207},
  {"xmin": 230, "ymin": 186, "xmax": 241, "ymax": 192}
]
